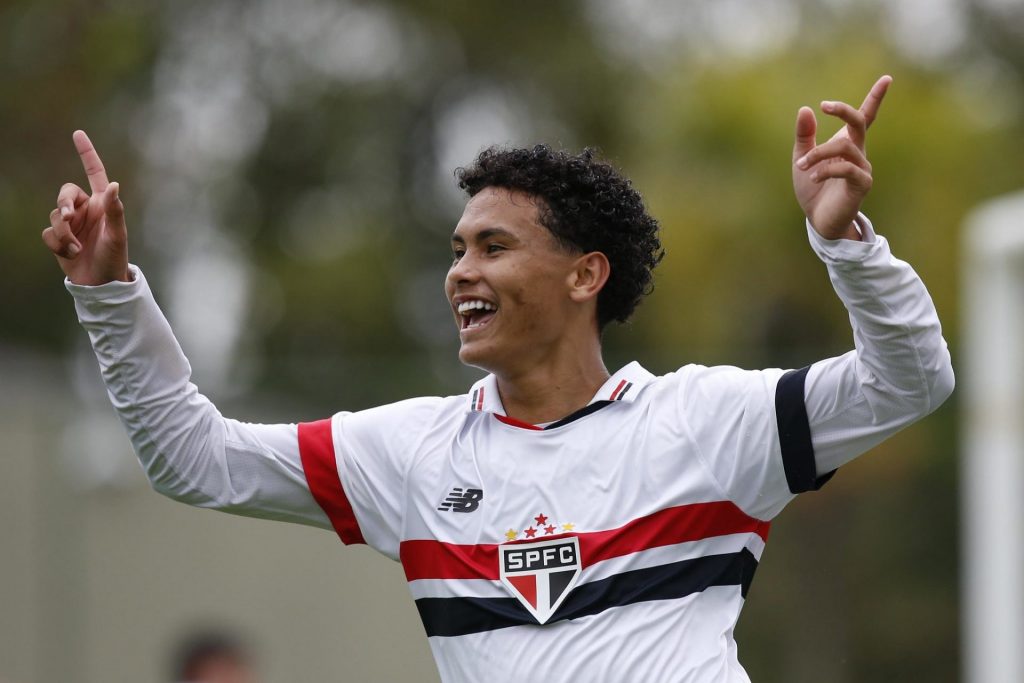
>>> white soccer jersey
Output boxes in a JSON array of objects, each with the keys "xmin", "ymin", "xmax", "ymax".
[
  {"xmin": 303, "ymin": 363, "xmax": 783, "ymax": 682},
  {"xmin": 67, "ymin": 216, "xmax": 954, "ymax": 682}
]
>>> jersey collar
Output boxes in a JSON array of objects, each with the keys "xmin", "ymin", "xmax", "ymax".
[{"xmin": 464, "ymin": 361, "xmax": 655, "ymax": 415}]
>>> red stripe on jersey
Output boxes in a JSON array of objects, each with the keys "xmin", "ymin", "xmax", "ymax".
[
  {"xmin": 298, "ymin": 419, "xmax": 365, "ymax": 545},
  {"xmin": 608, "ymin": 379, "xmax": 628, "ymax": 400},
  {"xmin": 476, "ymin": 387, "xmax": 485, "ymax": 411},
  {"xmin": 401, "ymin": 538, "xmax": 497, "ymax": 580},
  {"xmin": 577, "ymin": 502, "xmax": 769, "ymax": 566},
  {"xmin": 494, "ymin": 414, "xmax": 543, "ymax": 430},
  {"xmin": 399, "ymin": 500, "xmax": 769, "ymax": 581}
]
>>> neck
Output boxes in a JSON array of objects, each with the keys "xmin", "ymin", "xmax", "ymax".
[{"xmin": 493, "ymin": 344, "xmax": 610, "ymax": 425}]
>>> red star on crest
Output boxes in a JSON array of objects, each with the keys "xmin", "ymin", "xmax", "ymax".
[
  {"xmin": 534, "ymin": 513, "xmax": 548, "ymax": 526},
  {"xmin": 544, "ymin": 524, "xmax": 557, "ymax": 535},
  {"xmin": 524, "ymin": 526, "xmax": 537, "ymax": 538}
]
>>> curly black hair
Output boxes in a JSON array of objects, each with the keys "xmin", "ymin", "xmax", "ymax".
[{"xmin": 455, "ymin": 145, "xmax": 663, "ymax": 330}]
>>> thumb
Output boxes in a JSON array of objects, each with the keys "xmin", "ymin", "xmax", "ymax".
[
  {"xmin": 793, "ymin": 106, "xmax": 817, "ymax": 161},
  {"xmin": 103, "ymin": 182, "xmax": 127, "ymax": 238}
]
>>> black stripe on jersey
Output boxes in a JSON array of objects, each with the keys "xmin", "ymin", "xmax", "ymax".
[
  {"xmin": 616, "ymin": 382, "xmax": 633, "ymax": 400},
  {"xmin": 775, "ymin": 366, "xmax": 836, "ymax": 493},
  {"xmin": 415, "ymin": 548, "xmax": 759, "ymax": 638},
  {"xmin": 544, "ymin": 400, "xmax": 613, "ymax": 430}
]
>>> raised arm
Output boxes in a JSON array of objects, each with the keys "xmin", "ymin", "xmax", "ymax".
[
  {"xmin": 45, "ymin": 132, "xmax": 331, "ymax": 529},
  {"xmin": 787, "ymin": 77, "xmax": 954, "ymax": 481}
]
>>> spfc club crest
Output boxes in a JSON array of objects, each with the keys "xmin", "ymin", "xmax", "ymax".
[{"xmin": 499, "ymin": 536, "xmax": 581, "ymax": 624}]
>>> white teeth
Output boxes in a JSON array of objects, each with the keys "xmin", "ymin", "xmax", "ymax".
[{"xmin": 457, "ymin": 300, "xmax": 496, "ymax": 314}]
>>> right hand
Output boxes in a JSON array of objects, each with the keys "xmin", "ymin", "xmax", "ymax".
[{"xmin": 43, "ymin": 130, "xmax": 130, "ymax": 285}]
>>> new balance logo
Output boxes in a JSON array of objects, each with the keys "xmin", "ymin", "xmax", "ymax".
[{"xmin": 437, "ymin": 487, "xmax": 483, "ymax": 513}]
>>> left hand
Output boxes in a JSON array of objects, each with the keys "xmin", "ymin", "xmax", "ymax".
[{"xmin": 792, "ymin": 75, "xmax": 892, "ymax": 240}]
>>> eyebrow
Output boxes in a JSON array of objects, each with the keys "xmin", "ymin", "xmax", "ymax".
[{"xmin": 451, "ymin": 227, "xmax": 519, "ymax": 244}]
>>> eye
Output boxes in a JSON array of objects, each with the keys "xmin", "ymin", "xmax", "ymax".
[
  {"xmin": 452, "ymin": 247, "xmax": 465, "ymax": 261},
  {"xmin": 486, "ymin": 243, "xmax": 505, "ymax": 254}
]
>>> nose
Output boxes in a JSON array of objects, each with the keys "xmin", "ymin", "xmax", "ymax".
[{"xmin": 447, "ymin": 252, "xmax": 480, "ymax": 287}]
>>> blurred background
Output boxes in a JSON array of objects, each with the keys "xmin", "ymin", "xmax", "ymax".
[{"xmin": 1, "ymin": 0, "xmax": 1022, "ymax": 680}]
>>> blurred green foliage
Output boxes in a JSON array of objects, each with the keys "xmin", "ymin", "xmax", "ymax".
[{"xmin": 3, "ymin": 0, "xmax": 1022, "ymax": 680}]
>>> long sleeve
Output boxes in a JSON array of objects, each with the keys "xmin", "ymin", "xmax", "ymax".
[
  {"xmin": 66, "ymin": 266, "xmax": 332, "ymax": 530},
  {"xmin": 802, "ymin": 214, "xmax": 955, "ymax": 477},
  {"xmin": 679, "ymin": 214, "xmax": 954, "ymax": 520}
]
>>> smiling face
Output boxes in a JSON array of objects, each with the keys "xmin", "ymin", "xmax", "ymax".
[{"xmin": 445, "ymin": 187, "xmax": 595, "ymax": 376}]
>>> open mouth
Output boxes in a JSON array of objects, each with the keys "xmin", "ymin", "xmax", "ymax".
[{"xmin": 457, "ymin": 299, "xmax": 498, "ymax": 331}]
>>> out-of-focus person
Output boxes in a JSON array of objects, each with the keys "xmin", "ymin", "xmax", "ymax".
[{"xmin": 170, "ymin": 630, "xmax": 259, "ymax": 683}]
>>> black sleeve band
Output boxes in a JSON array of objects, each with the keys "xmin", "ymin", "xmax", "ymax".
[{"xmin": 775, "ymin": 366, "xmax": 836, "ymax": 493}]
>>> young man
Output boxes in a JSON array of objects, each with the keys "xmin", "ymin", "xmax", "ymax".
[{"xmin": 44, "ymin": 76, "xmax": 953, "ymax": 681}]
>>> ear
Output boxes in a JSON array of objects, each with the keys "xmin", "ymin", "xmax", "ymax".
[{"xmin": 567, "ymin": 251, "xmax": 610, "ymax": 304}]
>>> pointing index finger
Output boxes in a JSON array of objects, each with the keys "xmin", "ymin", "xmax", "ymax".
[
  {"xmin": 72, "ymin": 130, "xmax": 109, "ymax": 194},
  {"xmin": 859, "ymin": 75, "xmax": 892, "ymax": 129}
]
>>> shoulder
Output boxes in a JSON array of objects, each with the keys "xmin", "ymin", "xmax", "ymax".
[
  {"xmin": 640, "ymin": 363, "xmax": 789, "ymax": 416},
  {"xmin": 336, "ymin": 394, "xmax": 467, "ymax": 453}
]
